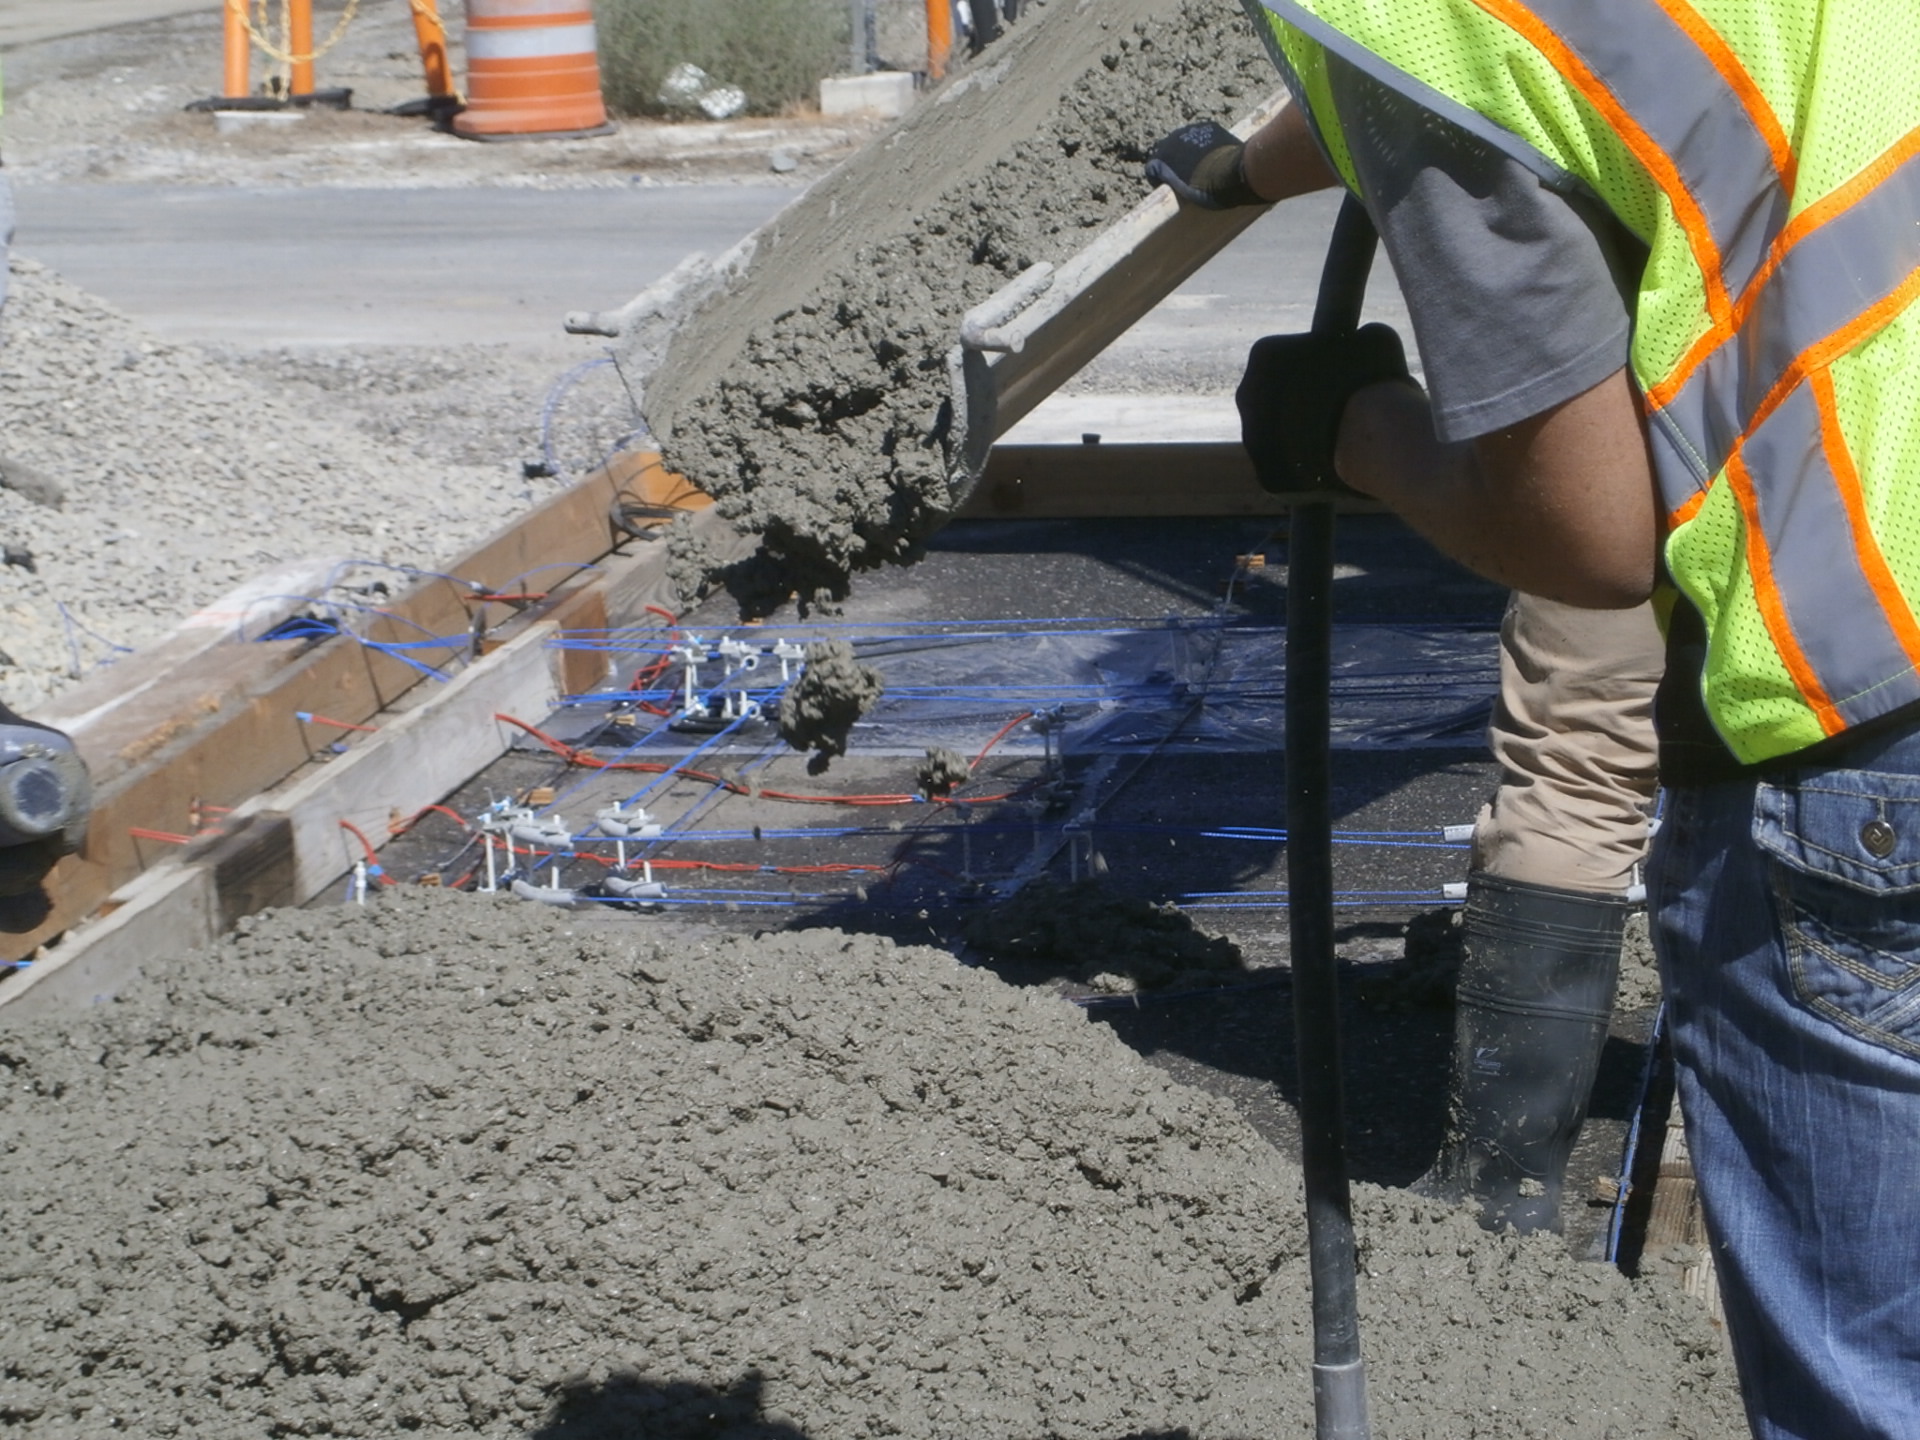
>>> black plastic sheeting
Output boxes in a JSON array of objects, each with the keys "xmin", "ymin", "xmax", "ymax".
[{"xmin": 540, "ymin": 617, "xmax": 1497, "ymax": 757}]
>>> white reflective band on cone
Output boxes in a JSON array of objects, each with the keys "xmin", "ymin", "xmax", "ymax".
[
  {"xmin": 465, "ymin": 23, "xmax": 597, "ymax": 61},
  {"xmin": 469, "ymin": 0, "xmax": 588, "ymax": 18}
]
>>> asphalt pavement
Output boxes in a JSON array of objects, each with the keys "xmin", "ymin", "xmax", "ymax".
[
  {"xmin": 12, "ymin": 182, "xmax": 802, "ymax": 350},
  {"xmin": 0, "ymin": 0, "xmax": 217, "ymax": 53},
  {"xmin": 12, "ymin": 180, "xmax": 1411, "ymax": 440}
]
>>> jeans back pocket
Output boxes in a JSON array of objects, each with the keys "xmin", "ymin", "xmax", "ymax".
[{"xmin": 1754, "ymin": 768, "xmax": 1920, "ymax": 1061}]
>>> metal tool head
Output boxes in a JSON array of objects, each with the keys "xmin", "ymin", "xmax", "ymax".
[{"xmin": 0, "ymin": 733, "xmax": 90, "ymax": 850}]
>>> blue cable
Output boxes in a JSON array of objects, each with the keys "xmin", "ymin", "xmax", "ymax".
[
  {"xmin": 56, "ymin": 602, "xmax": 133, "ymax": 675},
  {"xmin": 1606, "ymin": 1002, "xmax": 1668, "ymax": 1265}
]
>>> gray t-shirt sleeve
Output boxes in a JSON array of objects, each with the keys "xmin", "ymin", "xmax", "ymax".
[{"xmin": 1324, "ymin": 55, "xmax": 1642, "ymax": 442}]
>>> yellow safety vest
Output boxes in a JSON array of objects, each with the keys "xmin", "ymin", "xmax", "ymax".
[{"xmin": 1245, "ymin": 0, "xmax": 1920, "ymax": 764}]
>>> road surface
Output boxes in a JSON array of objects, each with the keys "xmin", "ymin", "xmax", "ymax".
[
  {"xmin": 0, "ymin": 0, "xmax": 217, "ymax": 53},
  {"xmin": 13, "ymin": 181, "xmax": 803, "ymax": 349},
  {"xmin": 13, "ymin": 180, "xmax": 1410, "ymax": 445}
]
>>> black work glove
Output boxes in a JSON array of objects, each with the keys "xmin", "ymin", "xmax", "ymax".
[
  {"xmin": 1145, "ymin": 121, "xmax": 1266, "ymax": 210},
  {"xmin": 1236, "ymin": 324, "xmax": 1411, "ymax": 494}
]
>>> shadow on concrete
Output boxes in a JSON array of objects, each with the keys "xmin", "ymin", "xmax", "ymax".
[
  {"xmin": 531, "ymin": 1369, "xmax": 806, "ymax": 1440},
  {"xmin": 528, "ymin": 1366, "xmax": 1223, "ymax": 1440},
  {"xmin": 761, "ymin": 514, "xmax": 1519, "ymax": 1192}
]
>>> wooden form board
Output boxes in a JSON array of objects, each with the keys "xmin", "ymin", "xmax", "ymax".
[
  {"xmin": 960, "ymin": 91, "xmax": 1293, "ymax": 460},
  {"xmin": 0, "ymin": 577, "xmax": 605, "ymax": 1015},
  {"xmin": 1643, "ymin": 1106, "xmax": 1726, "ymax": 1325},
  {"xmin": 0, "ymin": 475, "xmax": 759, "ymax": 1003},
  {"xmin": 4, "ymin": 450, "xmax": 685, "ymax": 964}
]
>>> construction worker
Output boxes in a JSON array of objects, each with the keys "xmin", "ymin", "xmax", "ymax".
[
  {"xmin": 1149, "ymin": 115, "xmax": 1665, "ymax": 1240},
  {"xmin": 1158, "ymin": 5, "xmax": 1920, "ymax": 1435}
]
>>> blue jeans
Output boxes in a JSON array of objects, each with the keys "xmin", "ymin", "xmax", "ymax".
[{"xmin": 1650, "ymin": 727, "xmax": 1920, "ymax": 1440}]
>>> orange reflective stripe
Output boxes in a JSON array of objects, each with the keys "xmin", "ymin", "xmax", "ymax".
[
  {"xmin": 1647, "ymin": 123, "xmax": 1920, "ymax": 412},
  {"xmin": 1753, "ymin": 124, "xmax": 1920, "ymax": 303},
  {"xmin": 1646, "ymin": 329, "xmax": 1722, "ymax": 413},
  {"xmin": 1811, "ymin": 367, "xmax": 1920, "ymax": 670},
  {"xmin": 1651, "ymin": 0, "xmax": 1796, "ymax": 194},
  {"xmin": 1464, "ymin": 0, "xmax": 1733, "ymax": 329},
  {"xmin": 1724, "ymin": 446, "xmax": 1844, "ymax": 736},
  {"xmin": 1746, "ymin": 264, "xmax": 1920, "ymax": 440},
  {"xmin": 1668, "ymin": 487, "xmax": 1709, "ymax": 530}
]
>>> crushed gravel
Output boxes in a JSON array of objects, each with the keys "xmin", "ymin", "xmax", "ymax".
[
  {"xmin": 0, "ymin": 889, "xmax": 1744, "ymax": 1438},
  {"xmin": 0, "ymin": 3, "xmax": 885, "ymax": 192},
  {"xmin": 0, "ymin": 257, "xmax": 570, "ymax": 709}
]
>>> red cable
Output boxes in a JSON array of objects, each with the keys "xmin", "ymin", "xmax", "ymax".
[
  {"xmin": 388, "ymin": 804, "xmax": 474, "ymax": 837},
  {"xmin": 756, "ymin": 788, "xmax": 918, "ymax": 805},
  {"xmin": 494, "ymin": 714, "xmax": 917, "ymax": 805},
  {"xmin": 633, "ymin": 857, "xmax": 887, "ymax": 876},
  {"xmin": 629, "ymin": 606, "xmax": 681, "ymax": 707},
  {"xmin": 338, "ymin": 819, "xmax": 400, "ymax": 884},
  {"xmin": 972, "ymin": 710, "xmax": 1034, "ymax": 768}
]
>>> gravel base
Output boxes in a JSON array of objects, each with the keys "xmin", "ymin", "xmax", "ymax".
[
  {"xmin": 0, "ymin": 889, "xmax": 1744, "ymax": 1438},
  {"xmin": 1, "ymin": 4, "xmax": 886, "ymax": 192},
  {"xmin": 0, "ymin": 258, "xmax": 582, "ymax": 709}
]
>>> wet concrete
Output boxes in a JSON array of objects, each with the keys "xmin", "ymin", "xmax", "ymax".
[
  {"xmin": 641, "ymin": 0, "xmax": 1286, "ymax": 608},
  {"xmin": 0, "ymin": 890, "xmax": 1741, "ymax": 1437}
]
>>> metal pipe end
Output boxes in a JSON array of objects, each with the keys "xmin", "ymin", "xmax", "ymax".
[{"xmin": 1312, "ymin": 1358, "xmax": 1372, "ymax": 1440}]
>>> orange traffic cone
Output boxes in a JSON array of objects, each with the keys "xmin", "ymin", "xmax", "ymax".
[{"xmin": 453, "ymin": 0, "xmax": 614, "ymax": 140}]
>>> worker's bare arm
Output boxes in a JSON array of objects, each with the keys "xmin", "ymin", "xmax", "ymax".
[
  {"xmin": 1334, "ymin": 366, "xmax": 1659, "ymax": 607},
  {"xmin": 1242, "ymin": 104, "xmax": 1340, "ymax": 202}
]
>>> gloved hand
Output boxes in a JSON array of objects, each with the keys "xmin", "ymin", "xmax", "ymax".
[
  {"xmin": 1235, "ymin": 324, "xmax": 1412, "ymax": 494},
  {"xmin": 1145, "ymin": 120, "xmax": 1265, "ymax": 210},
  {"xmin": 0, "ymin": 703, "xmax": 90, "ymax": 924}
]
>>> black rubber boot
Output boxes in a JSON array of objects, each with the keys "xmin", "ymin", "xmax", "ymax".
[{"xmin": 1415, "ymin": 873, "xmax": 1629, "ymax": 1235}]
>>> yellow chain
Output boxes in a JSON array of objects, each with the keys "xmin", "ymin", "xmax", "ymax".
[
  {"xmin": 231, "ymin": 0, "xmax": 362, "ymax": 67},
  {"xmin": 407, "ymin": 0, "xmax": 448, "ymax": 44}
]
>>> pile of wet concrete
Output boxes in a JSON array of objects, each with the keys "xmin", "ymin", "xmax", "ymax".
[
  {"xmin": 641, "ymin": 0, "xmax": 1281, "ymax": 611},
  {"xmin": 0, "ymin": 890, "xmax": 1742, "ymax": 1437}
]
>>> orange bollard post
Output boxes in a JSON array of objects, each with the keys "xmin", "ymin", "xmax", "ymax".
[
  {"xmin": 223, "ymin": 0, "xmax": 251, "ymax": 100},
  {"xmin": 408, "ymin": 0, "xmax": 457, "ymax": 104},
  {"xmin": 287, "ymin": 0, "xmax": 315, "ymax": 98},
  {"xmin": 926, "ymin": 0, "xmax": 953, "ymax": 80}
]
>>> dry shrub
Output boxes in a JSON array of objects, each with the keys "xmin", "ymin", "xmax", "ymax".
[{"xmin": 596, "ymin": 0, "xmax": 854, "ymax": 117}]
